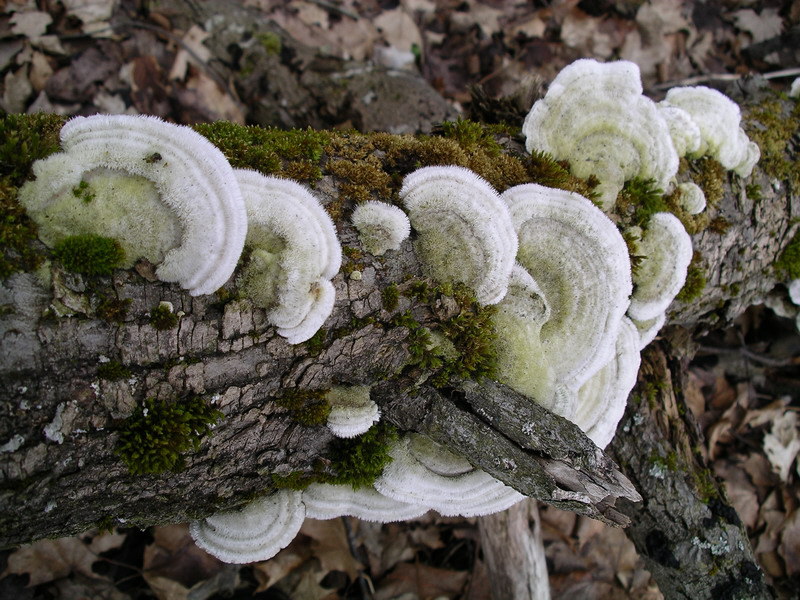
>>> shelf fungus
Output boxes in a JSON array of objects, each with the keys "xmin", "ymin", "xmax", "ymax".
[
  {"xmin": 663, "ymin": 86, "xmax": 760, "ymax": 177},
  {"xmin": 235, "ymin": 169, "xmax": 342, "ymax": 344},
  {"xmin": 498, "ymin": 184, "xmax": 633, "ymax": 417},
  {"xmin": 522, "ymin": 58, "xmax": 679, "ymax": 210},
  {"xmin": 189, "ymin": 489, "xmax": 305, "ymax": 564},
  {"xmin": 374, "ymin": 434, "xmax": 525, "ymax": 517},
  {"xmin": 400, "ymin": 165, "xmax": 517, "ymax": 305},
  {"xmin": 19, "ymin": 114, "xmax": 247, "ymax": 296},
  {"xmin": 325, "ymin": 385, "xmax": 381, "ymax": 438},
  {"xmin": 627, "ymin": 213, "xmax": 693, "ymax": 323},
  {"xmin": 302, "ymin": 483, "xmax": 429, "ymax": 522},
  {"xmin": 676, "ymin": 182, "xmax": 707, "ymax": 215},
  {"xmin": 351, "ymin": 200, "xmax": 411, "ymax": 256},
  {"xmin": 575, "ymin": 317, "xmax": 641, "ymax": 448}
]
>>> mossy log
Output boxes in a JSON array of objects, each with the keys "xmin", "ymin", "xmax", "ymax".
[{"xmin": 0, "ymin": 14, "xmax": 797, "ymax": 598}]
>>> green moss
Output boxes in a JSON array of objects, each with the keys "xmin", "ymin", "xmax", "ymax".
[
  {"xmin": 193, "ymin": 122, "xmax": 329, "ymax": 180},
  {"xmin": 149, "ymin": 303, "xmax": 179, "ymax": 330},
  {"xmin": 257, "ymin": 32, "xmax": 282, "ymax": 55},
  {"xmin": 115, "ymin": 396, "xmax": 223, "ymax": 475},
  {"xmin": 0, "ymin": 179, "xmax": 44, "ymax": 279},
  {"xmin": 328, "ymin": 155, "xmax": 392, "ymax": 202},
  {"xmin": 0, "ymin": 113, "xmax": 63, "ymax": 184},
  {"xmin": 271, "ymin": 471, "xmax": 316, "ymax": 491},
  {"xmin": 325, "ymin": 422, "xmax": 396, "ymax": 488},
  {"xmin": 438, "ymin": 118, "xmax": 503, "ymax": 157},
  {"xmin": 97, "ymin": 360, "xmax": 132, "ymax": 381},
  {"xmin": 96, "ymin": 295, "xmax": 131, "ymax": 323},
  {"xmin": 53, "ymin": 234, "xmax": 125, "ymax": 276},
  {"xmin": 693, "ymin": 467, "xmax": 720, "ymax": 504},
  {"xmin": 708, "ymin": 216, "xmax": 731, "ymax": 234},
  {"xmin": 688, "ymin": 157, "xmax": 726, "ymax": 208},
  {"xmin": 745, "ymin": 95, "xmax": 800, "ymax": 189},
  {"xmin": 303, "ymin": 328, "xmax": 327, "ymax": 355},
  {"xmin": 676, "ymin": 252, "xmax": 707, "ymax": 302},
  {"xmin": 745, "ymin": 182, "xmax": 762, "ymax": 200},
  {"xmin": 775, "ymin": 231, "xmax": 800, "ymax": 279},
  {"xmin": 72, "ymin": 180, "xmax": 96, "ymax": 203},
  {"xmin": 381, "ymin": 283, "xmax": 399, "ymax": 312},
  {"xmin": 275, "ymin": 388, "xmax": 331, "ymax": 426},
  {"xmin": 616, "ymin": 177, "xmax": 668, "ymax": 228}
]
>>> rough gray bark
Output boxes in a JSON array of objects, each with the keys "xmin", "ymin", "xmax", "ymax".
[{"xmin": 610, "ymin": 346, "xmax": 773, "ymax": 600}]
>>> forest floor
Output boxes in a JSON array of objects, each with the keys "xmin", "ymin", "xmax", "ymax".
[{"xmin": 1, "ymin": 0, "xmax": 800, "ymax": 598}]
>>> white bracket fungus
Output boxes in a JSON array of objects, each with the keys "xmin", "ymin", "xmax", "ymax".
[
  {"xmin": 374, "ymin": 434, "xmax": 524, "ymax": 517},
  {"xmin": 20, "ymin": 114, "xmax": 248, "ymax": 296},
  {"xmin": 235, "ymin": 169, "xmax": 342, "ymax": 344},
  {"xmin": 657, "ymin": 103, "xmax": 702, "ymax": 157},
  {"xmin": 663, "ymin": 86, "xmax": 760, "ymax": 177},
  {"xmin": 499, "ymin": 184, "xmax": 633, "ymax": 415},
  {"xmin": 627, "ymin": 213, "xmax": 693, "ymax": 322},
  {"xmin": 302, "ymin": 482, "xmax": 429, "ymax": 522},
  {"xmin": 676, "ymin": 182, "xmax": 707, "ymax": 215},
  {"xmin": 791, "ymin": 78, "xmax": 800, "ymax": 98},
  {"xmin": 325, "ymin": 385, "xmax": 381, "ymax": 438},
  {"xmin": 400, "ymin": 165, "xmax": 518, "ymax": 305},
  {"xmin": 631, "ymin": 313, "xmax": 667, "ymax": 350},
  {"xmin": 522, "ymin": 59, "xmax": 679, "ymax": 210},
  {"xmin": 189, "ymin": 489, "xmax": 305, "ymax": 564},
  {"xmin": 574, "ymin": 317, "xmax": 641, "ymax": 449},
  {"xmin": 351, "ymin": 201, "xmax": 411, "ymax": 256}
]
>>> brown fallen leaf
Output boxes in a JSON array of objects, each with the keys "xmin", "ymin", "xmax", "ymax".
[
  {"xmin": 779, "ymin": 508, "xmax": 800, "ymax": 577},
  {"xmin": 300, "ymin": 518, "xmax": 363, "ymax": 581},
  {"xmin": 374, "ymin": 562, "xmax": 468, "ymax": 600}
]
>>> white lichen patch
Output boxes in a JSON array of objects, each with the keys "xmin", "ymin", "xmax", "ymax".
[
  {"xmin": 351, "ymin": 200, "xmax": 411, "ymax": 256},
  {"xmin": 400, "ymin": 165, "xmax": 517, "ymax": 305},
  {"xmin": 20, "ymin": 114, "xmax": 248, "ymax": 296},
  {"xmin": 522, "ymin": 58, "xmax": 679, "ymax": 210},
  {"xmin": 236, "ymin": 170, "xmax": 341, "ymax": 344},
  {"xmin": 0, "ymin": 434, "xmax": 25, "ymax": 453}
]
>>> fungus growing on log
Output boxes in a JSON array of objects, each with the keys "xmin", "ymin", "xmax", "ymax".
[
  {"xmin": 189, "ymin": 489, "xmax": 305, "ymax": 564},
  {"xmin": 19, "ymin": 114, "xmax": 247, "ymax": 295},
  {"xmin": 235, "ymin": 169, "xmax": 341, "ymax": 343},
  {"xmin": 400, "ymin": 165, "xmax": 517, "ymax": 305},
  {"xmin": 325, "ymin": 385, "xmax": 381, "ymax": 438},
  {"xmin": 663, "ymin": 86, "xmax": 761, "ymax": 177},
  {"xmin": 522, "ymin": 59, "xmax": 679, "ymax": 210},
  {"xmin": 351, "ymin": 200, "xmax": 411, "ymax": 256},
  {"xmin": 302, "ymin": 482, "xmax": 429, "ymax": 522}
]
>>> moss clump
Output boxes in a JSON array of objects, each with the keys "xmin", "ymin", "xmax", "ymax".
[
  {"xmin": 193, "ymin": 122, "xmax": 329, "ymax": 181},
  {"xmin": 115, "ymin": 396, "xmax": 223, "ymax": 475},
  {"xmin": 525, "ymin": 151, "xmax": 599, "ymax": 200},
  {"xmin": 437, "ymin": 118, "xmax": 503, "ymax": 157},
  {"xmin": 97, "ymin": 360, "xmax": 132, "ymax": 381},
  {"xmin": 745, "ymin": 95, "xmax": 800, "ymax": 190},
  {"xmin": 257, "ymin": 32, "xmax": 281, "ymax": 55},
  {"xmin": 271, "ymin": 471, "xmax": 316, "ymax": 491},
  {"xmin": 149, "ymin": 303, "xmax": 179, "ymax": 330},
  {"xmin": 275, "ymin": 388, "xmax": 331, "ymax": 426},
  {"xmin": 96, "ymin": 295, "xmax": 132, "ymax": 323},
  {"xmin": 381, "ymin": 283, "xmax": 399, "ymax": 312},
  {"xmin": 616, "ymin": 177, "xmax": 668, "ymax": 229},
  {"xmin": 688, "ymin": 157, "xmax": 726, "ymax": 208},
  {"xmin": 72, "ymin": 180, "xmax": 95, "ymax": 203},
  {"xmin": 53, "ymin": 234, "xmax": 125, "ymax": 276},
  {"xmin": 775, "ymin": 232, "xmax": 800, "ymax": 280},
  {"xmin": 676, "ymin": 252, "xmax": 707, "ymax": 303},
  {"xmin": 327, "ymin": 155, "xmax": 392, "ymax": 203},
  {"xmin": 325, "ymin": 422, "xmax": 396, "ymax": 488},
  {"xmin": 303, "ymin": 328, "xmax": 327, "ymax": 355}
]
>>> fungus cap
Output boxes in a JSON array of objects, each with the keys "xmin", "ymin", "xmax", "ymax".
[
  {"xmin": 791, "ymin": 78, "xmax": 800, "ymax": 98},
  {"xmin": 400, "ymin": 166, "xmax": 518, "ymax": 305},
  {"xmin": 374, "ymin": 434, "xmax": 525, "ymax": 517},
  {"xmin": 676, "ymin": 182, "xmax": 706, "ymax": 215},
  {"xmin": 498, "ymin": 184, "xmax": 633, "ymax": 413},
  {"xmin": 351, "ymin": 201, "xmax": 411, "ymax": 256},
  {"xmin": 235, "ymin": 170, "xmax": 341, "ymax": 343},
  {"xmin": 664, "ymin": 86, "xmax": 760, "ymax": 177},
  {"xmin": 325, "ymin": 385, "xmax": 381, "ymax": 438},
  {"xmin": 302, "ymin": 483, "xmax": 429, "ymax": 522},
  {"xmin": 574, "ymin": 317, "xmax": 641, "ymax": 448},
  {"xmin": 522, "ymin": 59, "xmax": 679, "ymax": 210},
  {"xmin": 657, "ymin": 103, "xmax": 702, "ymax": 157},
  {"xmin": 189, "ymin": 489, "xmax": 304, "ymax": 564},
  {"xmin": 627, "ymin": 213, "xmax": 693, "ymax": 322},
  {"xmin": 20, "ymin": 114, "xmax": 247, "ymax": 296},
  {"xmin": 631, "ymin": 313, "xmax": 666, "ymax": 350}
]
